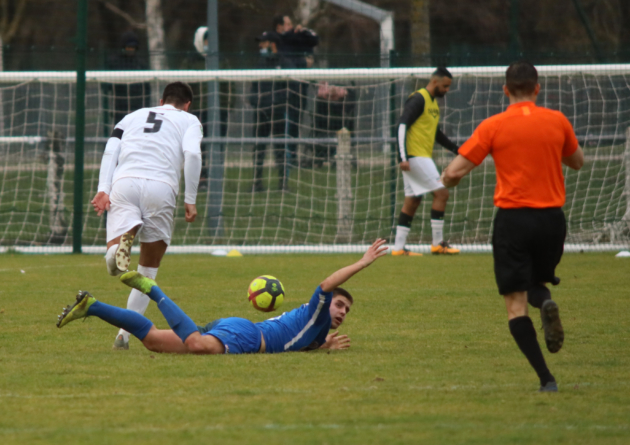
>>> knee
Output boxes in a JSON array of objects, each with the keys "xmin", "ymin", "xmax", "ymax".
[
  {"xmin": 184, "ymin": 336, "xmax": 205, "ymax": 353},
  {"xmin": 185, "ymin": 334, "xmax": 224, "ymax": 354},
  {"xmin": 434, "ymin": 188, "xmax": 449, "ymax": 201}
]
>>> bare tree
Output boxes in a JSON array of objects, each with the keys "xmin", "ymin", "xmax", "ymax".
[
  {"xmin": 411, "ymin": 0, "xmax": 431, "ymax": 66},
  {"xmin": 296, "ymin": 0, "xmax": 321, "ymax": 26},
  {"xmin": 145, "ymin": 0, "xmax": 167, "ymax": 70}
]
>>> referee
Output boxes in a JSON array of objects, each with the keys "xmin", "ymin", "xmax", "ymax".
[{"xmin": 441, "ymin": 61, "xmax": 584, "ymax": 392}]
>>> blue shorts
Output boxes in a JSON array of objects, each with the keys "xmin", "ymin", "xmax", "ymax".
[{"xmin": 198, "ymin": 317, "xmax": 262, "ymax": 354}]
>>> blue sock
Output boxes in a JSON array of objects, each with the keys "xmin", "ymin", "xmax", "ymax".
[
  {"xmin": 148, "ymin": 286, "xmax": 198, "ymax": 343},
  {"xmin": 87, "ymin": 301, "xmax": 153, "ymax": 340}
]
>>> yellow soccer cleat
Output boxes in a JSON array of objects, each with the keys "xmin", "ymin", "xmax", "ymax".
[
  {"xmin": 120, "ymin": 270, "xmax": 157, "ymax": 295},
  {"xmin": 431, "ymin": 241, "xmax": 460, "ymax": 255},
  {"xmin": 391, "ymin": 248, "xmax": 423, "ymax": 257},
  {"xmin": 57, "ymin": 291, "xmax": 97, "ymax": 328}
]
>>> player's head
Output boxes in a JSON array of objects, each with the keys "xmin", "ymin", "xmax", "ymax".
[
  {"xmin": 505, "ymin": 60, "xmax": 540, "ymax": 99},
  {"xmin": 330, "ymin": 287, "xmax": 353, "ymax": 329},
  {"xmin": 161, "ymin": 82, "xmax": 193, "ymax": 110},
  {"xmin": 427, "ymin": 67, "xmax": 453, "ymax": 98}
]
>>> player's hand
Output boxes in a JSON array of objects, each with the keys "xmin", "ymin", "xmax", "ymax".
[
  {"xmin": 90, "ymin": 192, "xmax": 110, "ymax": 217},
  {"xmin": 323, "ymin": 331, "xmax": 350, "ymax": 350},
  {"xmin": 185, "ymin": 203, "xmax": 197, "ymax": 223},
  {"xmin": 361, "ymin": 238, "xmax": 389, "ymax": 266},
  {"xmin": 294, "ymin": 24, "xmax": 303, "ymax": 32},
  {"xmin": 399, "ymin": 161, "xmax": 410, "ymax": 171}
]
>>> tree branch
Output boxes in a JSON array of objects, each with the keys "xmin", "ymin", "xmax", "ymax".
[
  {"xmin": 2, "ymin": 0, "xmax": 28, "ymax": 44},
  {"xmin": 99, "ymin": 0, "xmax": 147, "ymax": 30}
]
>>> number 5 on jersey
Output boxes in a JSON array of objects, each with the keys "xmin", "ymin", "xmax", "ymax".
[{"xmin": 144, "ymin": 112, "xmax": 163, "ymax": 133}]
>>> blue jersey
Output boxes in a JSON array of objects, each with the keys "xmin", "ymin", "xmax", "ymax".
[{"xmin": 256, "ymin": 286, "xmax": 333, "ymax": 353}]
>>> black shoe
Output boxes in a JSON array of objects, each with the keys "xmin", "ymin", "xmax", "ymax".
[
  {"xmin": 541, "ymin": 300, "xmax": 564, "ymax": 353},
  {"xmin": 538, "ymin": 381, "xmax": 558, "ymax": 392},
  {"xmin": 251, "ymin": 182, "xmax": 264, "ymax": 193}
]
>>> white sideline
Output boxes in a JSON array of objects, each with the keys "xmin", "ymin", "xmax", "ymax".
[{"xmin": 0, "ymin": 243, "xmax": 627, "ymax": 255}]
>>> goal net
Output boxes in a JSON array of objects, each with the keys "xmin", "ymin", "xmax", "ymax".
[{"xmin": 1, "ymin": 66, "xmax": 629, "ymax": 253}]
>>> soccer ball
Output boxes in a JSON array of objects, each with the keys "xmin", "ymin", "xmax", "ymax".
[{"xmin": 248, "ymin": 275, "xmax": 284, "ymax": 312}]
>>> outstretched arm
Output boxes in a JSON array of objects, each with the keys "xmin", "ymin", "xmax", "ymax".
[
  {"xmin": 441, "ymin": 155, "xmax": 476, "ymax": 188},
  {"xmin": 320, "ymin": 239, "xmax": 388, "ymax": 292}
]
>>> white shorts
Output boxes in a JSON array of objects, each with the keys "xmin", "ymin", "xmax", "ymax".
[
  {"xmin": 402, "ymin": 157, "xmax": 445, "ymax": 197},
  {"xmin": 107, "ymin": 177, "xmax": 177, "ymax": 245}
]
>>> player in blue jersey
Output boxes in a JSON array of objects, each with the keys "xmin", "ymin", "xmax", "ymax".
[{"xmin": 57, "ymin": 239, "xmax": 388, "ymax": 354}]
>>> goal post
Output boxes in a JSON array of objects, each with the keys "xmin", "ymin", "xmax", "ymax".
[{"xmin": 0, "ymin": 65, "xmax": 629, "ymax": 254}]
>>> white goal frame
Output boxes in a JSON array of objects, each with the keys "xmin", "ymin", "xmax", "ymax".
[{"xmin": 1, "ymin": 65, "xmax": 629, "ymax": 254}]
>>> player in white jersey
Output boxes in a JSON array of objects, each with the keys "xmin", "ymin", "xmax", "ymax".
[{"xmin": 90, "ymin": 82, "xmax": 203, "ymax": 350}]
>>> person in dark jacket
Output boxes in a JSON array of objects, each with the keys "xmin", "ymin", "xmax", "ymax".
[
  {"xmin": 311, "ymin": 82, "xmax": 357, "ymax": 168},
  {"xmin": 104, "ymin": 31, "xmax": 151, "ymax": 128},
  {"xmin": 249, "ymin": 31, "xmax": 299, "ymax": 192},
  {"xmin": 272, "ymin": 15, "xmax": 319, "ymax": 69}
]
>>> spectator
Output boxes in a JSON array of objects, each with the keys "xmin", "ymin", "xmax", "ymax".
[
  {"xmin": 272, "ymin": 14, "xmax": 319, "ymax": 69},
  {"xmin": 104, "ymin": 31, "xmax": 151, "ymax": 129},
  {"xmin": 310, "ymin": 82, "xmax": 357, "ymax": 168},
  {"xmin": 249, "ymin": 32, "xmax": 299, "ymax": 192}
]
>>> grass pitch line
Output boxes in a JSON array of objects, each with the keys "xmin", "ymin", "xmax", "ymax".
[{"xmin": 0, "ymin": 263, "xmax": 101, "ymax": 274}]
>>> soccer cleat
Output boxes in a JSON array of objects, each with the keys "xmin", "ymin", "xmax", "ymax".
[
  {"xmin": 541, "ymin": 300, "xmax": 564, "ymax": 353},
  {"xmin": 57, "ymin": 290, "xmax": 97, "ymax": 328},
  {"xmin": 112, "ymin": 334, "xmax": 129, "ymax": 350},
  {"xmin": 430, "ymin": 241, "xmax": 460, "ymax": 255},
  {"xmin": 539, "ymin": 381, "xmax": 558, "ymax": 392},
  {"xmin": 115, "ymin": 231, "xmax": 135, "ymax": 273},
  {"xmin": 120, "ymin": 271, "xmax": 157, "ymax": 295},
  {"xmin": 391, "ymin": 248, "xmax": 423, "ymax": 257}
]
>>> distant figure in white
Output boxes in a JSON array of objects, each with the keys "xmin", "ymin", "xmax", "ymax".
[{"xmin": 91, "ymin": 81, "xmax": 203, "ymax": 350}]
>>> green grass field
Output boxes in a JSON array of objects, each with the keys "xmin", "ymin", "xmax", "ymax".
[{"xmin": 1, "ymin": 252, "xmax": 629, "ymax": 444}]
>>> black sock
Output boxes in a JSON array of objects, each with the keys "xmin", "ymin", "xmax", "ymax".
[
  {"xmin": 398, "ymin": 211, "xmax": 414, "ymax": 228},
  {"xmin": 509, "ymin": 316, "xmax": 555, "ymax": 386},
  {"xmin": 430, "ymin": 209, "xmax": 445, "ymax": 220},
  {"xmin": 528, "ymin": 284, "xmax": 551, "ymax": 309}
]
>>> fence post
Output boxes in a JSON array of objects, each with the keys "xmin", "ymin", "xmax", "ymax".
[
  {"xmin": 73, "ymin": 0, "xmax": 88, "ymax": 254},
  {"xmin": 623, "ymin": 128, "xmax": 630, "ymax": 228},
  {"xmin": 335, "ymin": 128, "xmax": 353, "ymax": 243},
  {"xmin": 47, "ymin": 131, "xmax": 68, "ymax": 244}
]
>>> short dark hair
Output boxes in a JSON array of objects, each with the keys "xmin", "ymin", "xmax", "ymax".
[
  {"xmin": 162, "ymin": 82, "xmax": 193, "ymax": 107},
  {"xmin": 272, "ymin": 15, "xmax": 286, "ymax": 30},
  {"xmin": 432, "ymin": 67, "xmax": 452, "ymax": 79},
  {"xmin": 505, "ymin": 61, "xmax": 538, "ymax": 97},
  {"xmin": 333, "ymin": 287, "xmax": 353, "ymax": 305}
]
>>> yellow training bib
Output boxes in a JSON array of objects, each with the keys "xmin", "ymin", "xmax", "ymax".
[{"xmin": 406, "ymin": 88, "xmax": 439, "ymax": 158}]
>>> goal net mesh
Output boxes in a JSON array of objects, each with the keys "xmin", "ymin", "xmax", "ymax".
[{"xmin": 0, "ymin": 66, "xmax": 629, "ymax": 253}]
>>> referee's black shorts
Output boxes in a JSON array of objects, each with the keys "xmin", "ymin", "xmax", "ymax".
[{"xmin": 492, "ymin": 207, "xmax": 566, "ymax": 295}]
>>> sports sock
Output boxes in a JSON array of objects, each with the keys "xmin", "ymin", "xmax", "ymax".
[
  {"xmin": 527, "ymin": 283, "xmax": 551, "ymax": 309},
  {"xmin": 430, "ymin": 209, "xmax": 445, "ymax": 246},
  {"xmin": 148, "ymin": 286, "xmax": 198, "ymax": 343},
  {"xmin": 394, "ymin": 212, "xmax": 413, "ymax": 251},
  {"xmin": 87, "ymin": 301, "xmax": 153, "ymax": 340},
  {"xmin": 117, "ymin": 265, "xmax": 158, "ymax": 343},
  {"xmin": 509, "ymin": 316, "xmax": 555, "ymax": 386},
  {"xmin": 105, "ymin": 244, "xmax": 119, "ymax": 276}
]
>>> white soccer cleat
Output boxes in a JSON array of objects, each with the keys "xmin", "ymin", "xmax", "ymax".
[
  {"xmin": 112, "ymin": 334, "xmax": 129, "ymax": 350},
  {"xmin": 105, "ymin": 244, "xmax": 124, "ymax": 277},
  {"xmin": 115, "ymin": 232, "xmax": 135, "ymax": 273}
]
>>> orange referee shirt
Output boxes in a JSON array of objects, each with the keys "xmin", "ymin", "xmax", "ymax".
[{"xmin": 458, "ymin": 101, "xmax": 578, "ymax": 209}]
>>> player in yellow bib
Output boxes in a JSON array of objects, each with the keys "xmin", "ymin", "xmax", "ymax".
[{"xmin": 392, "ymin": 67, "xmax": 460, "ymax": 256}]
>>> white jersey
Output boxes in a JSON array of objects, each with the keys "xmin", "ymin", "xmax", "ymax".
[{"xmin": 110, "ymin": 104, "xmax": 203, "ymax": 193}]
